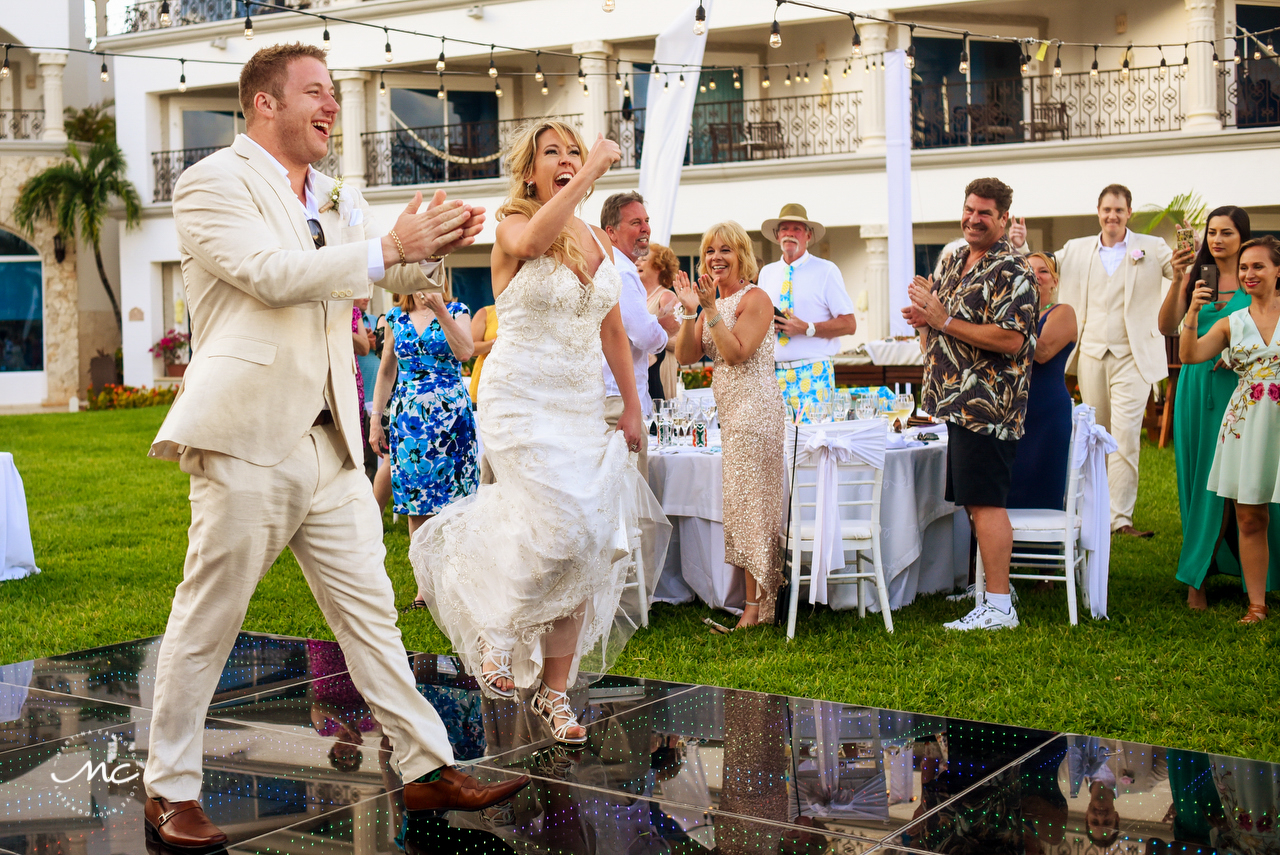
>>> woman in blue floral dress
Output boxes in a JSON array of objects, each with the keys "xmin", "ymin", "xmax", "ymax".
[{"xmin": 369, "ymin": 287, "xmax": 478, "ymax": 546}]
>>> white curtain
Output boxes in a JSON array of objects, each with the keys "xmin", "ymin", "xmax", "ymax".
[
  {"xmin": 884, "ymin": 50, "xmax": 914, "ymax": 336},
  {"xmin": 639, "ymin": 1, "xmax": 712, "ymax": 245}
]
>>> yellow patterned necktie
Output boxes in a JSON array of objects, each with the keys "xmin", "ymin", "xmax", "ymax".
[{"xmin": 778, "ymin": 265, "xmax": 794, "ymax": 345}]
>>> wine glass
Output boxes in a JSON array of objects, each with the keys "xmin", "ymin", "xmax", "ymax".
[{"xmin": 856, "ymin": 395, "xmax": 876, "ymax": 420}]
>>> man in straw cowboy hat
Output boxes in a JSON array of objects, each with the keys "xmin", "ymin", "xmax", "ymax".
[{"xmin": 758, "ymin": 204, "xmax": 857, "ymax": 416}]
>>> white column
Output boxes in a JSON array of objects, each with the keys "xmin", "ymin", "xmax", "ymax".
[
  {"xmin": 37, "ymin": 52, "xmax": 68, "ymax": 143},
  {"xmin": 334, "ymin": 70, "xmax": 369, "ymax": 188},
  {"xmin": 573, "ymin": 40, "xmax": 612, "ymax": 146},
  {"xmin": 1183, "ymin": 0, "xmax": 1222, "ymax": 132},
  {"xmin": 860, "ymin": 224, "xmax": 890, "ymax": 340},
  {"xmin": 859, "ymin": 14, "xmax": 891, "ymax": 153}
]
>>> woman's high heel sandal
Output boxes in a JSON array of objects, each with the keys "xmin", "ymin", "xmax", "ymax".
[
  {"xmin": 1240, "ymin": 604, "xmax": 1269, "ymax": 624},
  {"xmin": 478, "ymin": 641, "xmax": 516, "ymax": 699},
  {"xmin": 532, "ymin": 684, "xmax": 588, "ymax": 745}
]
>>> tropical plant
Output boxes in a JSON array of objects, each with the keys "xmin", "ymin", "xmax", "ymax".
[
  {"xmin": 1134, "ymin": 191, "xmax": 1208, "ymax": 235},
  {"xmin": 63, "ymin": 99, "xmax": 116, "ymax": 145},
  {"xmin": 149, "ymin": 328, "xmax": 190, "ymax": 365},
  {"xmin": 86, "ymin": 383, "xmax": 178, "ymax": 410},
  {"xmin": 11, "ymin": 140, "xmax": 141, "ymax": 329}
]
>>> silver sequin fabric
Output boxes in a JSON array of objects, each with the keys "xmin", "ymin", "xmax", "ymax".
[{"xmin": 702, "ymin": 284, "xmax": 787, "ymax": 622}]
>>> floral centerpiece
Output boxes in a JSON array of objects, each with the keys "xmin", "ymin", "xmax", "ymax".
[
  {"xmin": 149, "ymin": 329, "xmax": 191, "ymax": 377},
  {"xmin": 681, "ymin": 364, "xmax": 714, "ymax": 390}
]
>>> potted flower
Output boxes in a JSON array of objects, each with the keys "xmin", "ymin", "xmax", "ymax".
[{"xmin": 150, "ymin": 329, "xmax": 191, "ymax": 377}]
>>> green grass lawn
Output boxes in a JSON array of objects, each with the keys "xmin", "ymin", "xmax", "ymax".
[{"xmin": 2, "ymin": 407, "xmax": 1277, "ymax": 761}]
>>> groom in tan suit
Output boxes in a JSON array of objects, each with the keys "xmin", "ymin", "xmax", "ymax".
[{"xmin": 143, "ymin": 44, "xmax": 525, "ymax": 848}]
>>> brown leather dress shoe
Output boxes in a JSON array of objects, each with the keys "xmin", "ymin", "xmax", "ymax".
[
  {"xmin": 403, "ymin": 767, "xmax": 530, "ymax": 813},
  {"xmin": 1113, "ymin": 525, "xmax": 1154, "ymax": 538},
  {"xmin": 144, "ymin": 798, "xmax": 228, "ymax": 849}
]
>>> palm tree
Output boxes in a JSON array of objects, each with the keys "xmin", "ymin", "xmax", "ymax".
[
  {"xmin": 1133, "ymin": 191, "xmax": 1208, "ymax": 235},
  {"xmin": 12, "ymin": 140, "xmax": 141, "ymax": 329}
]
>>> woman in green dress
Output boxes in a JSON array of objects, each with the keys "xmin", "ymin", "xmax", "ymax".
[{"xmin": 1158, "ymin": 206, "xmax": 1280, "ymax": 609}]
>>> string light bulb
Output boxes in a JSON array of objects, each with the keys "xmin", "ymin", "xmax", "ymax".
[
  {"xmin": 1019, "ymin": 46, "xmax": 1029, "ymax": 76},
  {"xmin": 1120, "ymin": 44, "xmax": 1131, "ymax": 78},
  {"xmin": 784, "ymin": 66, "xmax": 792, "ymax": 85},
  {"xmin": 615, "ymin": 65, "xmax": 623, "ymax": 86},
  {"xmin": 321, "ymin": 18, "xmax": 330, "ymax": 50},
  {"xmin": 1091, "ymin": 44, "xmax": 1099, "ymax": 77},
  {"xmin": 437, "ymin": 38, "xmax": 446, "ymax": 72},
  {"xmin": 1183, "ymin": 43, "xmax": 1189, "ymax": 70},
  {"xmin": 959, "ymin": 32, "xmax": 970, "ymax": 74},
  {"xmin": 436, "ymin": 72, "xmax": 445, "ymax": 100},
  {"xmin": 541, "ymin": 80, "xmax": 549, "ymax": 95},
  {"xmin": 534, "ymin": 52, "xmax": 543, "ymax": 82},
  {"xmin": 694, "ymin": 3, "xmax": 706, "ymax": 36},
  {"xmin": 178, "ymin": 59, "xmax": 186, "ymax": 92},
  {"xmin": 1053, "ymin": 42, "xmax": 1062, "ymax": 77},
  {"xmin": 159, "ymin": 0, "xmax": 170, "ymax": 26},
  {"xmin": 770, "ymin": 19, "xmax": 782, "ymax": 49},
  {"xmin": 664, "ymin": 76, "xmax": 670, "ymax": 91},
  {"xmin": 379, "ymin": 72, "xmax": 386, "ymax": 95},
  {"xmin": 1212, "ymin": 46, "xmax": 1220, "ymax": 68},
  {"xmin": 823, "ymin": 60, "xmax": 830, "ymax": 81},
  {"xmin": 488, "ymin": 45, "xmax": 497, "ymax": 77},
  {"xmin": 99, "ymin": 54, "xmax": 109, "ymax": 82},
  {"xmin": 905, "ymin": 25, "xmax": 916, "ymax": 70},
  {"xmin": 495, "ymin": 79, "xmax": 503, "ymax": 98},
  {"xmin": 1269, "ymin": 36, "xmax": 1275, "ymax": 56},
  {"xmin": 733, "ymin": 68, "xmax": 741, "ymax": 88},
  {"xmin": 582, "ymin": 80, "xmax": 590, "ymax": 96},
  {"xmin": 603, "ymin": 0, "xmax": 615, "ymax": 10},
  {"xmin": 709, "ymin": 77, "xmax": 716, "ymax": 90},
  {"xmin": 864, "ymin": 56, "xmax": 871, "ymax": 74},
  {"xmin": 624, "ymin": 76, "xmax": 631, "ymax": 97},
  {"xmin": 1158, "ymin": 46, "xmax": 1167, "ymax": 77},
  {"xmin": 244, "ymin": 14, "xmax": 253, "ymax": 39},
  {"xmin": 850, "ymin": 14, "xmax": 862, "ymax": 58},
  {"xmin": 680, "ymin": 73, "xmax": 686, "ymax": 87},
  {"xmin": 1233, "ymin": 49, "xmax": 1241, "ymax": 65},
  {"xmin": 762, "ymin": 68, "xmax": 771, "ymax": 88},
  {"xmin": 842, "ymin": 60, "xmax": 850, "ymax": 78},
  {"xmin": 383, "ymin": 28, "xmax": 392, "ymax": 62},
  {"xmin": 577, "ymin": 57, "xmax": 585, "ymax": 86},
  {"xmin": 1254, "ymin": 42, "xmax": 1262, "ymax": 61},
  {"xmin": 1, "ymin": 46, "xmax": 9, "ymax": 80}
]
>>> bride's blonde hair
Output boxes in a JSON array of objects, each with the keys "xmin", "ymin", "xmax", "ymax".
[{"xmin": 497, "ymin": 120, "xmax": 593, "ymax": 278}]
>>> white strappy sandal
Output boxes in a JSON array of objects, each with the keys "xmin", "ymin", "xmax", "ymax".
[
  {"xmin": 532, "ymin": 684, "xmax": 588, "ymax": 745},
  {"xmin": 477, "ymin": 640, "xmax": 516, "ymax": 699}
]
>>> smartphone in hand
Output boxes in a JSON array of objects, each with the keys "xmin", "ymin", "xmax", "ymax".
[
  {"xmin": 1201, "ymin": 264, "xmax": 1219, "ymax": 302},
  {"xmin": 773, "ymin": 306, "xmax": 789, "ymax": 319},
  {"xmin": 1176, "ymin": 226, "xmax": 1195, "ymax": 255}
]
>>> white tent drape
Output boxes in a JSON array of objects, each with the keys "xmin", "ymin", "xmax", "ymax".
[{"xmin": 639, "ymin": 1, "xmax": 712, "ymax": 245}]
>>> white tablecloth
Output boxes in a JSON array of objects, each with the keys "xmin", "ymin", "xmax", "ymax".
[
  {"xmin": 0, "ymin": 452, "xmax": 39, "ymax": 582},
  {"xmin": 864, "ymin": 339, "xmax": 924, "ymax": 366},
  {"xmin": 647, "ymin": 439, "xmax": 968, "ymax": 613}
]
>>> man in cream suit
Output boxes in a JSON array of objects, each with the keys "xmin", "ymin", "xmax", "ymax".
[
  {"xmin": 1018, "ymin": 185, "xmax": 1175, "ymax": 537},
  {"xmin": 142, "ymin": 44, "xmax": 526, "ymax": 848}
]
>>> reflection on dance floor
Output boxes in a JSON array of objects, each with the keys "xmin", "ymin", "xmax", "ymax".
[{"xmin": 0, "ymin": 632, "xmax": 1275, "ymax": 854}]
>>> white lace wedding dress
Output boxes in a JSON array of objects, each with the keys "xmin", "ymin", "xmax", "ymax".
[{"xmin": 409, "ymin": 234, "xmax": 670, "ymax": 694}]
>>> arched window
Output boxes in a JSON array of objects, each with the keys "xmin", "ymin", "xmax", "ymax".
[{"xmin": 0, "ymin": 230, "xmax": 42, "ymax": 372}]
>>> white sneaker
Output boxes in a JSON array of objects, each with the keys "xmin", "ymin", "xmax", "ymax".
[
  {"xmin": 945, "ymin": 584, "xmax": 977, "ymax": 602},
  {"xmin": 944, "ymin": 602, "xmax": 1019, "ymax": 631}
]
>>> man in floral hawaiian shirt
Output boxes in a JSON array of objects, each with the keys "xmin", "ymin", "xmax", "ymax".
[{"xmin": 903, "ymin": 177, "xmax": 1038, "ymax": 631}]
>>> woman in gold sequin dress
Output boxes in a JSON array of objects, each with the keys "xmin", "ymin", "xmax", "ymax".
[{"xmin": 673, "ymin": 221, "xmax": 786, "ymax": 629}]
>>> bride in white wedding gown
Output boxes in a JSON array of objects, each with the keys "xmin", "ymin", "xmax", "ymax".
[{"xmin": 409, "ymin": 121, "xmax": 669, "ymax": 744}]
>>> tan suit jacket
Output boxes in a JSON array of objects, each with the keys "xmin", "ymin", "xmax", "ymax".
[
  {"xmin": 150, "ymin": 134, "xmax": 437, "ymax": 468},
  {"xmin": 1056, "ymin": 231, "xmax": 1174, "ymax": 384}
]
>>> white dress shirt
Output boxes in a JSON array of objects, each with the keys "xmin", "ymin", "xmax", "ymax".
[
  {"xmin": 240, "ymin": 134, "xmax": 439, "ymax": 282},
  {"xmin": 1097, "ymin": 229, "xmax": 1132, "ymax": 277},
  {"xmin": 602, "ymin": 250, "xmax": 668, "ymax": 417},
  {"xmin": 757, "ymin": 252, "xmax": 855, "ymax": 362}
]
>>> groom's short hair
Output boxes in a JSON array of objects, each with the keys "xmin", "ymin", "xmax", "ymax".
[{"xmin": 240, "ymin": 43, "xmax": 328, "ymax": 125}]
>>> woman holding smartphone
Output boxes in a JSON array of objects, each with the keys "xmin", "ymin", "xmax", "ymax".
[{"xmin": 1158, "ymin": 206, "xmax": 1280, "ymax": 610}]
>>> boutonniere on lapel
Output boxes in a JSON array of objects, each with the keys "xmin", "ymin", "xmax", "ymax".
[
  {"xmin": 318, "ymin": 177, "xmax": 351, "ymax": 221},
  {"xmin": 1130, "ymin": 248, "xmax": 1146, "ymax": 263}
]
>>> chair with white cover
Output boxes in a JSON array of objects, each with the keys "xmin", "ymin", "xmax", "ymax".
[
  {"xmin": 974, "ymin": 406, "xmax": 1095, "ymax": 625},
  {"xmin": 783, "ymin": 420, "xmax": 893, "ymax": 639}
]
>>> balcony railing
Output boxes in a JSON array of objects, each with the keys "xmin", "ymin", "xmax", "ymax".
[
  {"xmin": 0, "ymin": 110, "xmax": 44, "ymax": 141},
  {"xmin": 606, "ymin": 91, "xmax": 862, "ymax": 168},
  {"xmin": 1221, "ymin": 63, "xmax": 1280, "ymax": 128},
  {"xmin": 151, "ymin": 137, "xmax": 341, "ymax": 202},
  {"xmin": 361, "ymin": 115, "xmax": 583, "ymax": 187},
  {"xmin": 913, "ymin": 66, "xmax": 1184, "ymax": 149},
  {"xmin": 119, "ymin": 0, "xmax": 346, "ymax": 34}
]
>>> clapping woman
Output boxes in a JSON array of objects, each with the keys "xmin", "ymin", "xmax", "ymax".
[{"xmin": 672, "ymin": 221, "xmax": 786, "ymax": 631}]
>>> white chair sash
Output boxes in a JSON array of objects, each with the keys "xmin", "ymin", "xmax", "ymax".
[
  {"xmin": 1072, "ymin": 405, "xmax": 1116, "ymax": 619},
  {"xmin": 0, "ymin": 453, "xmax": 39, "ymax": 582},
  {"xmin": 794, "ymin": 421, "xmax": 887, "ymax": 604}
]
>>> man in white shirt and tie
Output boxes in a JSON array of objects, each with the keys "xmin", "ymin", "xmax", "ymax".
[
  {"xmin": 601, "ymin": 192, "xmax": 679, "ymax": 479},
  {"xmin": 757, "ymin": 204, "xmax": 857, "ymax": 416},
  {"xmin": 1013, "ymin": 184, "xmax": 1176, "ymax": 537}
]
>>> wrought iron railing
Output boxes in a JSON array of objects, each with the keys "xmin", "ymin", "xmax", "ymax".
[
  {"xmin": 606, "ymin": 92, "xmax": 861, "ymax": 168},
  {"xmin": 1220, "ymin": 62, "xmax": 1280, "ymax": 128},
  {"xmin": 151, "ymin": 136, "xmax": 341, "ymax": 202},
  {"xmin": 119, "ymin": 0, "xmax": 344, "ymax": 33},
  {"xmin": 0, "ymin": 110, "xmax": 44, "ymax": 141},
  {"xmin": 361, "ymin": 115, "xmax": 582, "ymax": 187},
  {"xmin": 913, "ymin": 66, "xmax": 1184, "ymax": 148}
]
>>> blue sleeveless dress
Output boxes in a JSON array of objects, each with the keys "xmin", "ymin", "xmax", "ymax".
[{"xmin": 1007, "ymin": 305, "xmax": 1076, "ymax": 509}]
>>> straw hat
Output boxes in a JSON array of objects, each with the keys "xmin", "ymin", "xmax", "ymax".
[{"xmin": 761, "ymin": 203, "xmax": 826, "ymax": 244}]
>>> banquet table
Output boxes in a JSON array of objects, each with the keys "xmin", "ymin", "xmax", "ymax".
[{"xmin": 647, "ymin": 434, "xmax": 969, "ymax": 614}]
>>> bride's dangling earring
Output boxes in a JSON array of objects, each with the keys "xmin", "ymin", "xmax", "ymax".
[{"xmin": 526, "ymin": 181, "xmax": 536, "ymax": 195}]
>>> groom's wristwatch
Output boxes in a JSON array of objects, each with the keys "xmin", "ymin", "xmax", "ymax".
[{"xmin": 805, "ymin": 322, "xmax": 816, "ymax": 337}]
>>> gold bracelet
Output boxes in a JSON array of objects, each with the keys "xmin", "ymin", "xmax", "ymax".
[{"xmin": 388, "ymin": 230, "xmax": 408, "ymax": 265}]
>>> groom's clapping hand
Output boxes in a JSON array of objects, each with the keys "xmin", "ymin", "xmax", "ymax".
[{"xmin": 382, "ymin": 190, "xmax": 487, "ymax": 267}]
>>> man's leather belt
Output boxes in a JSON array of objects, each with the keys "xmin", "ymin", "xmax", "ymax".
[{"xmin": 312, "ymin": 410, "xmax": 334, "ymax": 427}]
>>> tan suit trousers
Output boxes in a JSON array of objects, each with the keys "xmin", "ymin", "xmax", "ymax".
[
  {"xmin": 1076, "ymin": 351, "xmax": 1150, "ymax": 530},
  {"xmin": 144, "ymin": 423, "xmax": 454, "ymax": 801},
  {"xmin": 604, "ymin": 395, "xmax": 648, "ymax": 481}
]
